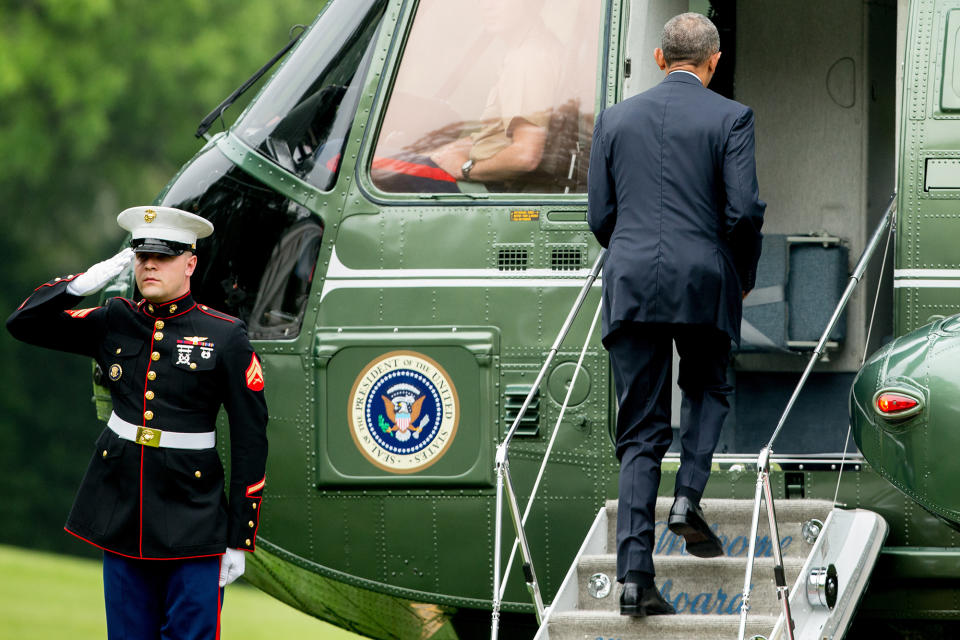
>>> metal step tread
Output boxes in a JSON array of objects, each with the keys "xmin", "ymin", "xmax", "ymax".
[
  {"xmin": 576, "ymin": 554, "xmax": 803, "ymax": 616},
  {"xmin": 605, "ymin": 498, "xmax": 831, "ymax": 560},
  {"xmin": 545, "ymin": 610, "xmax": 779, "ymax": 640},
  {"xmin": 605, "ymin": 497, "xmax": 835, "ymax": 519},
  {"xmin": 548, "ymin": 610, "xmax": 779, "ymax": 625},
  {"xmin": 579, "ymin": 553, "xmax": 806, "ymax": 570}
]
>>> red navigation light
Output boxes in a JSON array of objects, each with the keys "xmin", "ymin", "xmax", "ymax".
[{"xmin": 876, "ymin": 393, "xmax": 919, "ymax": 414}]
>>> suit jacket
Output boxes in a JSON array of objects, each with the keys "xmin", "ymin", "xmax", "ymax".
[
  {"xmin": 7, "ymin": 280, "xmax": 268, "ymax": 559},
  {"xmin": 588, "ymin": 71, "xmax": 765, "ymax": 344}
]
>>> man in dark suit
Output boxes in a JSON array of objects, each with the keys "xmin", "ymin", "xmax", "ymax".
[{"xmin": 587, "ymin": 12, "xmax": 765, "ymax": 617}]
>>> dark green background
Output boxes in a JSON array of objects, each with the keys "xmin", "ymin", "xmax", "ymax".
[{"xmin": 0, "ymin": 0, "xmax": 323, "ymax": 557}]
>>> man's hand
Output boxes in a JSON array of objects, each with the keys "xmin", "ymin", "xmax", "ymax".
[
  {"xmin": 66, "ymin": 248, "xmax": 134, "ymax": 297},
  {"xmin": 429, "ymin": 137, "xmax": 472, "ymax": 179},
  {"xmin": 742, "ymin": 291, "xmax": 749, "ymax": 300},
  {"xmin": 219, "ymin": 547, "xmax": 246, "ymax": 587}
]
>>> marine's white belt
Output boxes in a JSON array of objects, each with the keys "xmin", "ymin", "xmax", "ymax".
[{"xmin": 108, "ymin": 412, "xmax": 216, "ymax": 450}]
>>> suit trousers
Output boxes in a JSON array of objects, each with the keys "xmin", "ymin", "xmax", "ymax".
[
  {"xmin": 607, "ymin": 323, "xmax": 733, "ymax": 580},
  {"xmin": 103, "ymin": 551, "xmax": 223, "ymax": 640}
]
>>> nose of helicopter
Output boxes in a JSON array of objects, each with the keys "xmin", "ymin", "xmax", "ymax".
[{"xmin": 851, "ymin": 315, "xmax": 960, "ymax": 530}]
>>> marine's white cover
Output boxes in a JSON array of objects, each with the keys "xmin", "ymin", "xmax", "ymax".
[{"xmin": 117, "ymin": 205, "xmax": 214, "ymax": 245}]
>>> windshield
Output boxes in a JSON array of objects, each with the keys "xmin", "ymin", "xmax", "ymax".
[
  {"xmin": 371, "ymin": 0, "xmax": 603, "ymax": 195},
  {"xmin": 234, "ymin": 0, "xmax": 387, "ymax": 191},
  {"xmin": 158, "ymin": 147, "xmax": 322, "ymax": 339}
]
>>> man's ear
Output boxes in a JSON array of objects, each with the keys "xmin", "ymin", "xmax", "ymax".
[
  {"xmin": 185, "ymin": 254, "xmax": 198, "ymax": 278},
  {"xmin": 654, "ymin": 48, "xmax": 667, "ymax": 71},
  {"xmin": 707, "ymin": 50, "xmax": 722, "ymax": 74}
]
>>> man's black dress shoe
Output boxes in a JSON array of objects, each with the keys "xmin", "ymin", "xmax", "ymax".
[
  {"xmin": 619, "ymin": 582, "xmax": 676, "ymax": 616},
  {"xmin": 668, "ymin": 495, "xmax": 724, "ymax": 558}
]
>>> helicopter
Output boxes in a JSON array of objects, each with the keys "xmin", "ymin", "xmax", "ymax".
[{"xmin": 92, "ymin": 0, "xmax": 960, "ymax": 638}]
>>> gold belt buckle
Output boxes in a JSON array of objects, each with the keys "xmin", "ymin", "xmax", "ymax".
[{"xmin": 136, "ymin": 426, "xmax": 161, "ymax": 447}]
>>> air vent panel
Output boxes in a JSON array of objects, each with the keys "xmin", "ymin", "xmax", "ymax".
[
  {"xmin": 551, "ymin": 247, "xmax": 584, "ymax": 271},
  {"xmin": 498, "ymin": 248, "xmax": 528, "ymax": 271},
  {"xmin": 504, "ymin": 384, "xmax": 539, "ymax": 436}
]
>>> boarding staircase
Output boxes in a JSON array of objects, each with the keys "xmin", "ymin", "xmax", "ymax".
[
  {"xmin": 530, "ymin": 494, "xmax": 887, "ymax": 640},
  {"xmin": 492, "ymin": 200, "xmax": 896, "ymax": 640},
  {"xmin": 535, "ymin": 497, "xmax": 831, "ymax": 639}
]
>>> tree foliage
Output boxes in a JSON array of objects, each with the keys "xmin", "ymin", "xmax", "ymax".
[{"xmin": 0, "ymin": 0, "xmax": 321, "ymax": 554}]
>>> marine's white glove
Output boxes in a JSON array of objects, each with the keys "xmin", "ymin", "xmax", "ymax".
[
  {"xmin": 219, "ymin": 547, "xmax": 246, "ymax": 587},
  {"xmin": 66, "ymin": 248, "xmax": 134, "ymax": 296}
]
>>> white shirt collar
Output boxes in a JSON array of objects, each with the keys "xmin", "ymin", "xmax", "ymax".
[{"xmin": 669, "ymin": 69, "xmax": 703, "ymax": 85}]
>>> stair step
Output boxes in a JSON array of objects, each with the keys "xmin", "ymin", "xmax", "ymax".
[
  {"xmin": 546, "ymin": 611, "xmax": 778, "ymax": 640},
  {"xmin": 539, "ymin": 499, "xmax": 833, "ymax": 638},
  {"xmin": 576, "ymin": 554, "xmax": 802, "ymax": 617},
  {"xmin": 606, "ymin": 498, "xmax": 832, "ymax": 561}
]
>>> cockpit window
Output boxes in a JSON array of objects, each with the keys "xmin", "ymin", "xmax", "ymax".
[
  {"xmin": 234, "ymin": 0, "xmax": 387, "ymax": 192},
  {"xmin": 371, "ymin": 0, "xmax": 603, "ymax": 195},
  {"xmin": 247, "ymin": 219, "xmax": 323, "ymax": 339},
  {"xmin": 158, "ymin": 147, "xmax": 322, "ymax": 339}
]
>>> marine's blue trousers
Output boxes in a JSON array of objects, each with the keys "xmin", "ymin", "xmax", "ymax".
[{"xmin": 103, "ymin": 551, "xmax": 223, "ymax": 640}]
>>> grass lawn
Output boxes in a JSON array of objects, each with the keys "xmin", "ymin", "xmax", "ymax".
[{"xmin": 0, "ymin": 544, "xmax": 364, "ymax": 639}]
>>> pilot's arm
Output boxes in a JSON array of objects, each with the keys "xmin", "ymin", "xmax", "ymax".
[
  {"xmin": 430, "ymin": 119, "xmax": 547, "ymax": 182},
  {"xmin": 430, "ymin": 41, "xmax": 555, "ymax": 184}
]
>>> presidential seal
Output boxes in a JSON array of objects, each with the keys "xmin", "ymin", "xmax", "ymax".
[{"xmin": 349, "ymin": 351, "xmax": 459, "ymax": 473}]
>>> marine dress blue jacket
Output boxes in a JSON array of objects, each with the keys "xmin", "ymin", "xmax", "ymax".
[{"xmin": 7, "ymin": 279, "xmax": 268, "ymax": 560}]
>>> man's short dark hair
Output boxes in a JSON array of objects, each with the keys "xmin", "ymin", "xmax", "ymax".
[{"xmin": 661, "ymin": 12, "xmax": 720, "ymax": 66}]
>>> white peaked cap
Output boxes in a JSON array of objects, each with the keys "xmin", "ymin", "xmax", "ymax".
[{"xmin": 117, "ymin": 206, "xmax": 214, "ymax": 248}]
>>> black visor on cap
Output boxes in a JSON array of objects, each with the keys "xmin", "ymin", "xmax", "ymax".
[{"xmin": 130, "ymin": 238, "xmax": 192, "ymax": 256}]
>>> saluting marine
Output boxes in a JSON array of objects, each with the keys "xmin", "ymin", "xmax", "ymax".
[{"xmin": 6, "ymin": 206, "xmax": 268, "ymax": 639}]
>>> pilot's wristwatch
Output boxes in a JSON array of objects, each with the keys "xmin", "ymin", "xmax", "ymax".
[{"xmin": 461, "ymin": 159, "xmax": 474, "ymax": 180}]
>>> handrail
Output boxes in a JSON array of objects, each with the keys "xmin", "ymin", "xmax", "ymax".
[
  {"xmin": 498, "ymin": 249, "xmax": 607, "ymax": 453},
  {"xmin": 490, "ymin": 249, "xmax": 606, "ymax": 640},
  {"xmin": 498, "ymin": 298, "xmax": 604, "ymax": 602},
  {"xmin": 737, "ymin": 195, "xmax": 897, "ymax": 640}
]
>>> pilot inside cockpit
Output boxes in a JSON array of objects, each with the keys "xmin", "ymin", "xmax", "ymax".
[{"xmin": 372, "ymin": 0, "xmax": 564, "ymax": 193}]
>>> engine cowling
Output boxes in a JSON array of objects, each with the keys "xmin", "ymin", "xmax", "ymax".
[{"xmin": 851, "ymin": 315, "xmax": 960, "ymax": 530}]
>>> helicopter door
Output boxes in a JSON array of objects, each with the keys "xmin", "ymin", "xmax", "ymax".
[
  {"xmin": 619, "ymin": 0, "xmax": 898, "ymax": 459},
  {"xmin": 622, "ymin": 0, "xmax": 689, "ymax": 97},
  {"xmin": 313, "ymin": 0, "xmax": 607, "ymax": 490}
]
